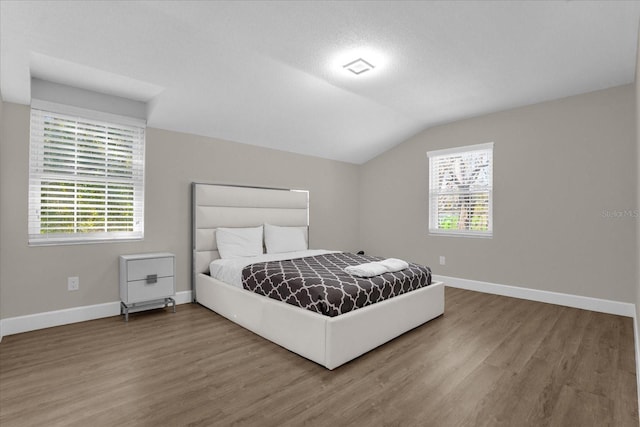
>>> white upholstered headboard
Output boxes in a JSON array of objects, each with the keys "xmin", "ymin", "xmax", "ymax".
[{"xmin": 191, "ymin": 183, "xmax": 309, "ymax": 296}]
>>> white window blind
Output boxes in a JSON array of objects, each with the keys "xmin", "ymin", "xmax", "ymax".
[
  {"xmin": 29, "ymin": 105, "xmax": 145, "ymax": 245},
  {"xmin": 428, "ymin": 142, "xmax": 493, "ymax": 237}
]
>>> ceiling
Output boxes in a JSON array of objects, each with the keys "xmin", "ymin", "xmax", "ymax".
[{"xmin": 1, "ymin": 1, "xmax": 639, "ymax": 164}]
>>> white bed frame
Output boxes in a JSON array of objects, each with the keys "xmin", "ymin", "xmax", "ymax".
[{"xmin": 192, "ymin": 183, "xmax": 445, "ymax": 370}]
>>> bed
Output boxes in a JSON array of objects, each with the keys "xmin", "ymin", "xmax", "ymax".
[{"xmin": 192, "ymin": 183, "xmax": 445, "ymax": 370}]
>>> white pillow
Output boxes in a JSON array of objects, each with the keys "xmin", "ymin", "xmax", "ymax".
[
  {"xmin": 215, "ymin": 226, "xmax": 263, "ymax": 259},
  {"xmin": 264, "ymin": 223, "xmax": 308, "ymax": 254}
]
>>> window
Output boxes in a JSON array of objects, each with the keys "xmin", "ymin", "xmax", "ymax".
[
  {"xmin": 428, "ymin": 142, "xmax": 493, "ymax": 237},
  {"xmin": 29, "ymin": 102, "xmax": 145, "ymax": 245}
]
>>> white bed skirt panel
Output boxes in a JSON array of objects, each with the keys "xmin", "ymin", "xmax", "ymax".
[
  {"xmin": 196, "ymin": 273, "xmax": 444, "ymax": 370},
  {"xmin": 324, "ymin": 281, "xmax": 445, "ymax": 369}
]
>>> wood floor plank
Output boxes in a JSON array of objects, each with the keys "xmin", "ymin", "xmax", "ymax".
[
  {"xmin": 484, "ymin": 300, "xmax": 563, "ymax": 373},
  {"xmin": 613, "ymin": 369, "xmax": 640, "ymax": 426},
  {"xmin": 466, "ymin": 356, "xmax": 555, "ymax": 427},
  {"xmin": 618, "ymin": 314, "xmax": 637, "ymax": 374},
  {"xmin": 548, "ymin": 385, "xmax": 615, "ymax": 427},
  {"xmin": 0, "ymin": 287, "xmax": 636, "ymax": 426},
  {"xmin": 419, "ymin": 361, "xmax": 505, "ymax": 427},
  {"xmin": 532, "ymin": 307, "xmax": 592, "ymax": 362},
  {"xmin": 567, "ymin": 311, "xmax": 622, "ymax": 399}
]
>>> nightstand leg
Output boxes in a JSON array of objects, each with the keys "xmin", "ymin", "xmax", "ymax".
[{"xmin": 121, "ymin": 302, "xmax": 129, "ymax": 322}]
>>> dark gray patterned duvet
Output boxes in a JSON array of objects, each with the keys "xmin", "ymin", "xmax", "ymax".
[{"xmin": 242, "ymin": 252, "xmax": 432, "ymax": 317}]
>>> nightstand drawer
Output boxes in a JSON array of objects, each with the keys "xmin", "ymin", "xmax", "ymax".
[
  {"xmin": 127, "ymin": 257, "xmax": 174, "ymax": 282},
  {"xmin": 126, "ymin": 276, "xmax": 175, "ymax": 303}
]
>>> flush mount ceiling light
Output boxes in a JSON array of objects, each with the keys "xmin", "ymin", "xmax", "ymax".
[{"xmin": 343, "ymin": 58, "xmax": 375, "ymax": 75}]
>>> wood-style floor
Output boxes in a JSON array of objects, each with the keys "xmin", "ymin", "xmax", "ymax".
[{"xmin": 0, "ymin": 287, "xmax": 637, "ymax": 426}]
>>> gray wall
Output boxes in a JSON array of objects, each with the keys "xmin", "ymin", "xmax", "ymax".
[
  {"xmin": 0, "ymin": 96, "xmax": 3, "ymax": 329},
  {"xmin": 360, "ymin": 85, "xmax": 637, "ymax": 303},
  {"xmin": 0, "ymin": 103, "xmax": 360, "ymax": 318},
  {"xmin": 636, "ymin": 28, "xmax": 640, "ymax": 326}
]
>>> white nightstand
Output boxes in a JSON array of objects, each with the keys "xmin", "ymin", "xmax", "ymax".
[{"xmin": 119, "ymin": 252, "xmax": 176, "ymax": 321}]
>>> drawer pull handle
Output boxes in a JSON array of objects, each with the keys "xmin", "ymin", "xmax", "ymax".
[{"xmin": 146, "ymin": 274, "xmax": 158, "ymax": 284}]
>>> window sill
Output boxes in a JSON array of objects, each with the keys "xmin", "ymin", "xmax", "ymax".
[
  {"xmin": 428, "ymin": 231, "xmax": 492, "ymax": 239},
  {"xmin": 28, "ymin": 237, "xmax": 144, "ymax": 247}
]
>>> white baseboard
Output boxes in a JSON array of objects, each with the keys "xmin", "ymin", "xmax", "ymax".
[
  {"xmin": 0, "ymin": 291, "xmax": 192, "ymax": 339},
  {"xmin": 173, "ymin": 290, "xmax": 193, "ymax": 305},
  {"xmin": 434, "ymin": 274, "xmax": 636, "ymax": 317}
]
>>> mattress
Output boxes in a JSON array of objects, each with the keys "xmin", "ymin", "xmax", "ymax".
[{"xmin": 242, "ymin": 252, "xmax": 432, "ymax": 317}]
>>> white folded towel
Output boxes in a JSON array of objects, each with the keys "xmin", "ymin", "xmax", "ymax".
[
  {"xmin": 344, "ymin": 262, "xmax": 389, "ymax": 278},
  {"xmin": 378, "ymin": 258, "xmax": 410, "ymax": 272},
  {"xmin": 344, "ymin": 258, "xmax": 410, "ymax": 277}
]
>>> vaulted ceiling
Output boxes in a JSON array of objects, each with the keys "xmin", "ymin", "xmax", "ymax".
[{"xmin": 2, "ymin": 1, "xmax": 639, "ymax": 164}]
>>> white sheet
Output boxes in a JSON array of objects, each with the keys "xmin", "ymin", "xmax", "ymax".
[{"xmin": 209, "ymin": 249, "xmax": 339, "ymax": 288}]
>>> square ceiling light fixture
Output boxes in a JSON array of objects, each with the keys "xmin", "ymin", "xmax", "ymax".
[{"xmin": 343, "ymin": 58, "xmax": 375, "ymax": 75}]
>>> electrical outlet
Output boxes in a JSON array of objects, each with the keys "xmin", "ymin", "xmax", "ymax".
[
  {"xmin": 439, "ymin": 256, "xmax": 446, "ymax": 265},
  {"xmin": 67, "ymin": 276, "xmax": 79, "ymax": 291}
]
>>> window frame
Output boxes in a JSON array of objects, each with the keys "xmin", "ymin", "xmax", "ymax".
[
  {"xmin": 28, "ymin": 100, "xmax": 146, "ymax": 246},
  {"xmin": 427, "ymin": 142, "xmax": 494, "ymax": 238}
]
